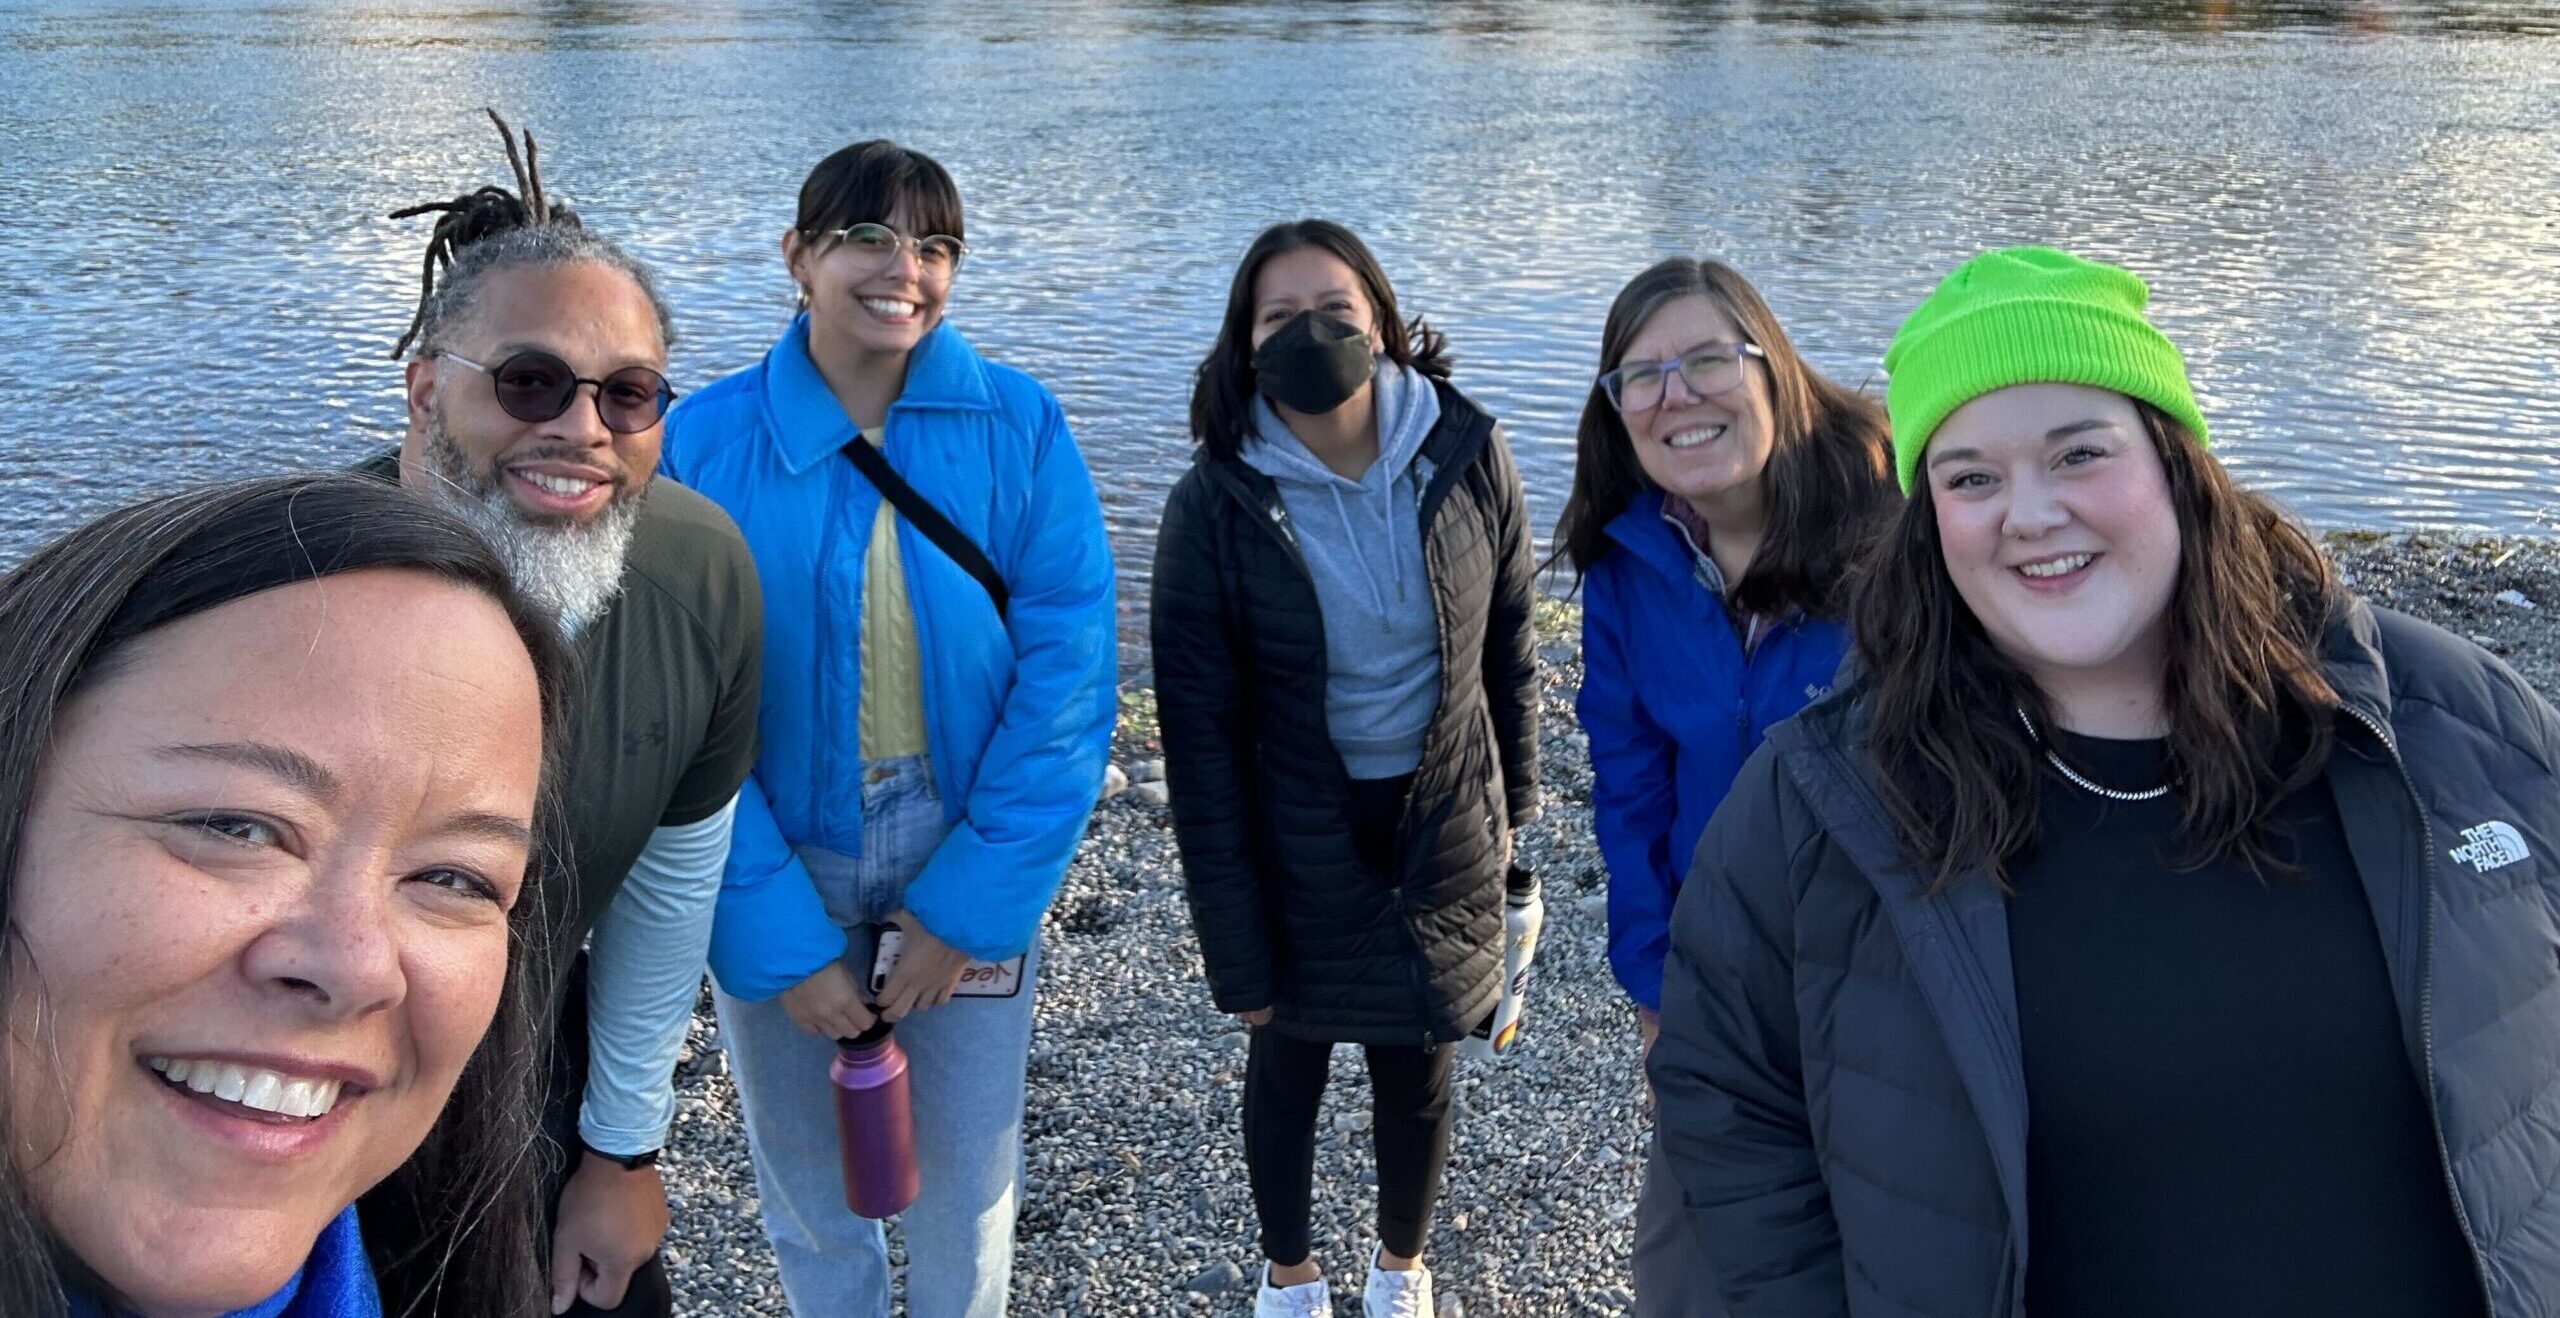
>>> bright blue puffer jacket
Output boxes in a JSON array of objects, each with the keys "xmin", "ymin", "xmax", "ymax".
[
  {"xmin": 1577, "ymin": 497, "xmax": 1850, "ymax": 1012},
  {"xmin": 662, "ymin": 315, "xmax": 1117, "ymax": 999}
]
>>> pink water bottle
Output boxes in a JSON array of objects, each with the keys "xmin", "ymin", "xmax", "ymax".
[{"xmin": 831, "ymin": 1022, "xmax": 920, "ymax": 1218}]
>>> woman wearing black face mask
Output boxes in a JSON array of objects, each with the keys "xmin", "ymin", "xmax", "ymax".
[{"xmin": 1152, "ymin": 219, "xmax": 1539, "ymax": 1317}]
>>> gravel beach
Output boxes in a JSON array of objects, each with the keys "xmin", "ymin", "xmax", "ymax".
[{"xmin": 658, "ymin": 532, "xmax": 2560, "ymax": 1318}]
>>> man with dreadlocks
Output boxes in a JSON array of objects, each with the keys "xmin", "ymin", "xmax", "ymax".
[{"xmin": 358, "ymin": 111, "xmax": 763, "ymax": 1318}]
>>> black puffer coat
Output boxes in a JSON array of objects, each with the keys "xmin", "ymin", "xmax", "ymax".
[
  {"xmin": 1654, "ymin": 598, "xmax": 2560, "ymax": 1316},
  {"xmin": 1152, "ymin": 381, "xmax": 1539, "ymax": 1045}
]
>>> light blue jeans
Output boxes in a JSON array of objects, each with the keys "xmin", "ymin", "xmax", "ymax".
[{"xmin": 715, "ymin": 756, "xmax": 1040, "ymax": 1318}]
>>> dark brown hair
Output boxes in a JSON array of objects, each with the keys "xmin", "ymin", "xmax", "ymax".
[
  {"xmin": 1188, "ymin": 219, "xmax": 1451, "ymax": 461},
  {"xmin": 0, "ymin": 476, "xmax": 576, "ymax": 1318},
  {"xmin": 1852, "ymin": 403, "xmax": 2342, "ymax": 891},
  {"xmin": 794, "ymin": 140, "xmax": 965, "ymax": 252},
  {"xmin": 1552, "ymin": 258, "xmax": 1894, "ymax": 619}
]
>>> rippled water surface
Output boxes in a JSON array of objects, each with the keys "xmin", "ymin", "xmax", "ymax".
[{"xmin": 4, "ymin": 1, "xmax": 2556, "ymax": 617}]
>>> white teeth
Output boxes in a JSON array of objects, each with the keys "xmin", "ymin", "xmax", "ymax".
[
  {"xmin": 860, "ymin": 297, "xmax": 919, "ymax": 318},
  {"xmin": 518, "ymin": 471, "xmax": 596, "ymax": 498},
  {"xmin": 1664, "ymin": 425, "xmax": 1726, "ymax": 450},
  {"xmin": 2019, "ymin": 554, "xmax": 2094, "ymax": 579},
  {"xmin": 147, "ymin": 1057, "xmax": 345, "ymax": 1118}
]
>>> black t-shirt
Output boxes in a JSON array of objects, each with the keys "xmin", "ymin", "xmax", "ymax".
[
  {"xmin": 2006, "ymin": 726, "xmax": 2482, "ymax": 1317},
  {"xmin": 357, "ymin": 452, "xmax": 762, "ymax": 943}
]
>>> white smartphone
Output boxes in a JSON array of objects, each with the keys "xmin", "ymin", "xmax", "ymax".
[{"xmin": 867, "ymin": 925, "xmax": 1026, "ymax": 1000}]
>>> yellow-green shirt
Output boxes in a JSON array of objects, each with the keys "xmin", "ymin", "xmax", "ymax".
[{"xmin": 858, "ymin": 429, "xmax": 931, "ymax": 761}]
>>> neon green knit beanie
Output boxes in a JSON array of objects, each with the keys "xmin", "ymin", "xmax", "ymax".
[{"xmin": 1883, "ymin": 246, "xmax": 2209, "ymax": 493}]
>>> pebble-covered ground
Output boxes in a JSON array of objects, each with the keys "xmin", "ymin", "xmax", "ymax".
[{"xmin": 660, "ymin": 534, "xmax": 2560, "ymax": 1317}]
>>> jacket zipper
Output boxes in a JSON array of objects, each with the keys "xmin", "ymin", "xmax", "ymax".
[
  {"xmin": 2342, "ymin": 703, "xmax": 2495, "ymax": 1312},
  {"xmin": 1218, "ymin": 454, "xmax": 1467, "ymax": 1046}
]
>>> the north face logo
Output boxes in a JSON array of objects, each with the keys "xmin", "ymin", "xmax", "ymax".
[{"xmin": 2449, "ymin": 821, "xmax": 2532, "ymax": 873}]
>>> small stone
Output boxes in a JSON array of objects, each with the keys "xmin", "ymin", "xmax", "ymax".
[
  {"xmin": 1185, "ymin": 1261, "xmax": 1245, "ymax": 1294},
  {"xmin": 1131, "ymin": 781, "xmax": 1172, "ymax": 808},
  {"xmin": 1436, "ymin": 1296, "xmax": 1466, "ymax": 1318},
  {"xmin": 1101, "ymin": 763, "xmax": 1130, "ymax": 800},
  {"xmin": 1577, "ymin": 894, "xmax": 1609, "ymax": 920},
  {"xmin": 2496, "ymin": 589, "xmax": 2536, "ymax": 610},
  {"xmin": 1131, "ymin": 758, "xmax": 1167, "ymax": 783}
]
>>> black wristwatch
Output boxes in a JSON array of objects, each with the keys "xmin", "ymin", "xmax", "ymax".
[{"xmin": 580, "ymin": 1140, "xmax": 661, "ymax": 1172}]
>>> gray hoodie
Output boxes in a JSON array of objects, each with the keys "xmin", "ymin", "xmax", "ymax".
[{"xmin": 1242, "ymin": 360, "xmax": 1444, "ymax": 780}]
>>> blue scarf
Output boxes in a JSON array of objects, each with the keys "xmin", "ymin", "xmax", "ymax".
[{"xmin": 68, "ymin": 1206, "xmax": 380, "ymax": 1318}]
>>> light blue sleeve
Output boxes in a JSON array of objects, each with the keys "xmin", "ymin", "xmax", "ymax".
[
  {"xmin": 900, "ymin": 392, "xmax": 1118, "ymax": 961},
  {"xmin": 578, "ymin": 797, "xmax": 733, "ymax": 1156},
  {"xmin": 705, "ymin": 771, "xmax": 850, "ymax": 1002}
]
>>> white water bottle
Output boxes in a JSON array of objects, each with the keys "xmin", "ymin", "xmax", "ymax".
[{"xmin": 1462, "ymin": 865, "xmax": 1544, "ymax": 1062}]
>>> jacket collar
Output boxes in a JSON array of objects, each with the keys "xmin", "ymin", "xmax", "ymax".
[
  {"xmin": 761, "ymin": 314, "xmax": 995, "ymax": 476},
  {"xmin": 1207, "ymin": 378, "xmax": 1492, "ymax": 511},
  {"xmin": 1602, "ymin": 495, "xmax": 1721, "ymax": 591},
  {"xmin": 2314, "ymin": 594, "xmax": 2394, "ymax": 738}
]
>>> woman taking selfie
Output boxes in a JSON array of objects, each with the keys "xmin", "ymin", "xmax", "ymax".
[
  {"xmin": 1152, "ymin": 218, "xmax": 1539, "ymax": 1318},
  {"xmin": 0, "ymin": 475, "xmax": 574, "ymax": 1318},
  {"xmin": 661, "ymin": 140, "xmax": 1116, "ymax": 1318},
  {"xmin": 1652, "ymin": 246, "xmax": 2560, "ymax": 1315},
  {"xmin": 1552, "ymin": 256, "xmax": 1891, "ymax": 1315}
]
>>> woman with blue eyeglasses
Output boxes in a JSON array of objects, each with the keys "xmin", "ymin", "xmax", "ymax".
[
  {"xmin": 1550, "ymin": 258, "xmax": 1893, "ymax": 1316},
  {"xmin": 662, "ymin": 141, "xmax": 1116, "ymax": 1318}
]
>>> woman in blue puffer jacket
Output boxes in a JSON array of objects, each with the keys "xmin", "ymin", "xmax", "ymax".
[
  {"xmin": 660, "ymin": 141, "xmax": 1116, "ymax": 1318},
  {"xmin": 1552, "ymin": 257, "xmax": 1892, "ymax": 1317}
]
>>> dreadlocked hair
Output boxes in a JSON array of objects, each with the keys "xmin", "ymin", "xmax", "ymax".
[{"xmin": 385, "ymin": 108, "xmax": 673, "ymax": 361}]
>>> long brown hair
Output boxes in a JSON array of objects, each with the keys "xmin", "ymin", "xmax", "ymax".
[
  {"xmin": 1853, "ymin": 403, "xmax": 2342, "ymax": 891},
  {"xmin": 1552, "ymin": 258, "xmax": 1893, "ymax": 619},
  {"xmin": 1189, "ymin": 219, "xmax": 1451, "ymax": 461}
]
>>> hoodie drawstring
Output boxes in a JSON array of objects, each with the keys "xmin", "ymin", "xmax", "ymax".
[{"xmin": 1329, "ymin": 482, "xmax": 1393, "ymax": 621}]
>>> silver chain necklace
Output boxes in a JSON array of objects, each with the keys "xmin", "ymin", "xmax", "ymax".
[{"xmin": 2014, "ymin": 706, "xmax": 2173, "ymax": 802}]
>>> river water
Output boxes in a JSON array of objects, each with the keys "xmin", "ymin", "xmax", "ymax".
[{"xmin": 3, "ymin": 1, "xmax": 2556, "ymax": 624}]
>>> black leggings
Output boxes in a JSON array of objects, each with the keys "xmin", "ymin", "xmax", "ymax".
[
  {"xmin": 1244, "ymin": 1029, "xmax": 1456, "ymax": 1263},
  {"xmin": 1244, "ymin": 770, "xmax": 1453, "ymax": 1264}
]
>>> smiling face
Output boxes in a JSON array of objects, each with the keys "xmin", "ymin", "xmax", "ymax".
[
  {"xmin": 1924, "ymin": 382, "xmax": 2183, "ymax": 705},
  {"xmin": 1615, "ymin": 294, "xmax": 1777, "ymax": 518},
  {"xmin": 789, "ymin": 199, "xmax": 953, "ymax": 362},
  {"xmin": 4, "ymin": 567, "xmax": 542, "ymax": 1316},
  {"xmin": 402, "ymin": 261, "xmax": 666, "ymax": 529}
]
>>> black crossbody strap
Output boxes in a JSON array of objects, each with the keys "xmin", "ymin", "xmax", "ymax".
[{"xmin": 839, "ymin": 437, "xmax": 1008, "ymax": 619}]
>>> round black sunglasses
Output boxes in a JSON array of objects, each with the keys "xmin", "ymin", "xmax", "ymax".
[{"xmin": 438, "ymin": 349, "xmax": 677, "ymax": 434}]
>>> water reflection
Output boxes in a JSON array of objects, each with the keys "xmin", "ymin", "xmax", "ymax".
[{"xmin": 2, "ymin": 0, "xmax": 2555, "ymax": 662}]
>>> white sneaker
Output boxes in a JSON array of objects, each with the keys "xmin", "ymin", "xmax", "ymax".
[
  {"xmin": 1255, "ymin": 1263, "xmax": 1333, "ymax": 1318},
  {"xmin": 1362, "ymin": 1247, "xmax": 1434, "ymax": 1318}
]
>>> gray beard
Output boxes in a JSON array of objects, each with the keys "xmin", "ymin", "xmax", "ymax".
[{"xmin": 418, "ymin": 410, "xmax": 641, "ymax": 638}]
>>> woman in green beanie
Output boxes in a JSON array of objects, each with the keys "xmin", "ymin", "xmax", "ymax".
[{"xmin": 1648, "ymin": 245, "xmax": 2560, "ymax": 1316}]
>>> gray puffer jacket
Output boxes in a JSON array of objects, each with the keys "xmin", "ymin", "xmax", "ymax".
[{"xmin": 1652, "ymin": 596, "xmax": 2560, "ymax": 1316}]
